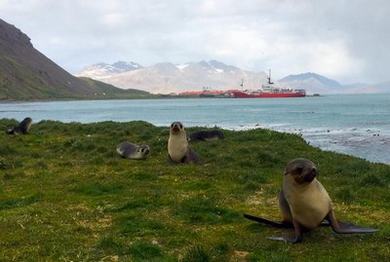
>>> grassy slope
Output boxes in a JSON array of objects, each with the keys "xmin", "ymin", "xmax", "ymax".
[
  {"xmin": 0, "ymin": 55, "xmax": 153, "ymax": 100},
  {"xmin": 0, "ymin": 120, "xmax": 389, "ymax": 261},
  {"xmin": 79, "ymin": 77, "xmax": 154, "ymax": 99}
]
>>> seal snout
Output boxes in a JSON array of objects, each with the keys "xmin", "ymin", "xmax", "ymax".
[
  {"xmin": 304, "ymin": 168, "xmax": 317, "ymax": 182},
  {"xmin": 170, "ymin": 121, "xmax": 183, "ymax": 134}
]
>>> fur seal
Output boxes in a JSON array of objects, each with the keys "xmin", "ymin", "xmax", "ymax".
[
  {"xmin": 189, "ymin": 130, "xmax": 224, "ymax": 142},
  {"xmin": 6, "ymin": 117, "xmax": 32, "ymax": 135},
  {"xmin": 116, "ymin": 142, "xmax": 150, "ymax": 160},
  {"xmin": 168, "ymin": 121, "xmax": 199, "ymax": 163},
  {"xmin": 244, "ymin": 158, "xmax": 377, "ymax": 243}
]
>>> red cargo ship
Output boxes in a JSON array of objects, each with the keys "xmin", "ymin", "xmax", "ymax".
[{"xmin": 230, "ymin": 70, "xmax": 306, "ymax": 98}]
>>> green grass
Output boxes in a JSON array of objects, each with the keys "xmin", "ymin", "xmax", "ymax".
[{"xmin": 0, "ymin": 119, "xmax": 389, "ymax": 261}]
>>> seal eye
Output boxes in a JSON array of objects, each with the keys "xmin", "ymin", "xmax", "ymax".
[
  {"xmin": 296, "ymin": 167, "xmax": 303, "ymax": 174},
  {"xmin": 179, "ymin": 124, "xmax": 183, "ymax": 129},
  {"xmin": 171, "ymin": 123, "xmax": 174, "ymax": 128}
]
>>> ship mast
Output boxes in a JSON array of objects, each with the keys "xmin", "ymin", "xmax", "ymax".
[{"xmin": 267, "ymin": 69, "xmax": 274, "ymax": 84}]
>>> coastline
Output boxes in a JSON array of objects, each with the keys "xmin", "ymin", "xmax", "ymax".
[
  {"xmin": 2, "ymin": 91, "xmax": 390, "ymax": 103},
  {"xmin": 1, "ymin": 94, "xmax": 389, "ymax": 164}
]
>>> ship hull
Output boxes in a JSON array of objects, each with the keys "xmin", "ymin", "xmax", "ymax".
[{"xmin": 231, "ymin": 91, "xmax": 305, "ymax": 98}]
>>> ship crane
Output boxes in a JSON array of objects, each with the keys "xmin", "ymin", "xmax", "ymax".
[{"xmin": 267, "ymin": 69, "xmax": 274, "ymax": 85}]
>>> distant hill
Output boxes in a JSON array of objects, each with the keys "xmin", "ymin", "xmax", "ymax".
[
  {"xmin": 0, "ymin": 18, "xmax": 151, "ymax": 100},
  {"xmin": 280, "ymin": 73, "xmax": 390, "ymax": 94},
  {"xmin": 372, "ymin": 81, "xmax": 390, "ymax": 93},
  {"xmin": 78, "ymin": 60, "xmax": 268, "ymax": 94},
  {"xmin": 279, "ymin": 72, "xmax": 343, "ymax": 94}
]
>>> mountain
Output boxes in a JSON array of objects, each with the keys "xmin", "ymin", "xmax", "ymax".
[
  {"xmin": 279, "ymin": 72, "xmax": 343, "ymax": 94},
  {"xmin": 0, "ymin": 18, "xmax": 151, "ymax": 100},
  {"xmin": 372, "ymin": 81, "xmax": 390, "ymax": 93},
  {"xmin": 280, "ymin": 73, "xmax": 390, "ymax": 94},
  {"xmin": 78, "ymin": 60, "xmax": 267, "ymax": 94},
  {"xmin": 78, "ymin": 61, "xmax": 142, "ymax": 80}
]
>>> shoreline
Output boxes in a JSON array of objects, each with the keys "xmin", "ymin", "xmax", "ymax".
[
  {"xmin": 1, "ymin": 94, "xmax": 389, "ymax": 164},
  {"xmin": 2, "ymin": 92, "xmax": 390, "ymax": 103}
]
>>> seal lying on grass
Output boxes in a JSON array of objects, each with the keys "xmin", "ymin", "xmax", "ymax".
[
  {"xmin": 6, "ymin": 117, "xmax": 32, "ymax": 135},
  {"xmin": 168, "ymin": 121, "xmax": 199, "ymax": 163},
  {"xmin": 189, "ymin": 130, "xmax": 224, "ymax": 141},
  {"xmin": 116, "ymin": 142, "xmax": 150, "ymax": 160},
  {"xmin": 244, "ymin": 158, "xmax": 378, "ymax": 243}
]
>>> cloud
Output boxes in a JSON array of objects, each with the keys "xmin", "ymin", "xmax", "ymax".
[
  {"xmin": 0, "ymin": 0, "xmax": 388, "ymax": 83},
  {"xmin": 101, "ymin": 13, "xmax": 127, "ymax": 27}
]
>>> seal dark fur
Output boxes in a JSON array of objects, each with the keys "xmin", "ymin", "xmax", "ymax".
[
  {"xmin": 6, "ymin": 117, "xmax": 32, "ymax": 135},
  {"xmin": 189, "ymin": 130, "xmax": 224, "ymax": 141}
]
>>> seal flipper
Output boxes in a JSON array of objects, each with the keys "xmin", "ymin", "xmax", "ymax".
[
  {"xmin": 243, "ymin": 213, "xmax": 292, "ymax": 228},
  {"xmin": 181, "ymin": 148, "xmax": 200, "ymax": 164},
  {"xmin": 244, "ymin": 213, "xmax": 331, "ymax": 229},
  {"xmin": 268, "ymin": 219, "xmax": 303, "ymax": 244},
  {"xmin": 327, "ymin": 210, "xmax": 378, "ymax": 234}
]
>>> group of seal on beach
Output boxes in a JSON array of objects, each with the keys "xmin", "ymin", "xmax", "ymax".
[{"xmin": 5, "ymin": 118, "xmax": 378, "ymax": 243}]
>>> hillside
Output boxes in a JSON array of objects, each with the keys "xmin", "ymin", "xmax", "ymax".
[
  {"xmin": 280, "ymin": 73, "xmax": 390, "ymax": 94},
  {"xmin": 0, "ymin": 119, "xmax": 388, "ymax": 261},
  {"xmin": 78, "ymin": 60, "xmax": 268, "ymax": 94},
  {"xmin": 279, "ymin": 72, "xmax": 342, "ymax": 94},
  {"xmin": 0, "ymin": 18, "xmax": 151, "ymax": 100}
]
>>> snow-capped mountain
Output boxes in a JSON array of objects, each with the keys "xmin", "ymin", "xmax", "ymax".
[
  {"xmin": 78, "ymin": 61, "xmax": 390, "ymax": 95},
  {"xmin": 77, "ymin": 61, "xmax": 142, "ymax": 80},
  {"xmin": 77, "ymin": 60, "xmax": 267, "ymax": 94}
]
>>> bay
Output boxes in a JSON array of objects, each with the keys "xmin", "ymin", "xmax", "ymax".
[{"xmin": 1, "ymin": 93, "xmax": 389, "ymax": 164}]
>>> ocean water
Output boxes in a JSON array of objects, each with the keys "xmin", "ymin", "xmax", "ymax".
[{"xmin": 1, "ymin": 94, "xmax": 389, "ymax": 164}]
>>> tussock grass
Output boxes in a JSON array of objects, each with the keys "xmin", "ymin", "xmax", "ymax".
[{"xmin": 0, "ymin": 119, "xmax": 389, "ymax": 261}]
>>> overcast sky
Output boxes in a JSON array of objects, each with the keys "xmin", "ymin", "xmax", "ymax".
[{"xmin": 0, "ymin": 0, "xmax": 388, "ymax": 83}]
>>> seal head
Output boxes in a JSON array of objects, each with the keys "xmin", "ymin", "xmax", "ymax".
[{"xmin": 285, "ymin": 158, "xmax": 317, "ymax": 184}]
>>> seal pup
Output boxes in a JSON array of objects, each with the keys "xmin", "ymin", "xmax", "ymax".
[
  {"xmin": 168, "ymin": 121, "xmax": 199, "ymax": 163},
  {"xmin": 6, "ymin": 117, "xmax": 32, "ymax": 135},
  {"xmin": 189, "ymin": 130, "xmax": 224, "ymax": 142},
  {"xmin": 244, "ymin": 158, "xmax": 377, "ymax": 243},
  {"xmin": 116, "ymin": 142, "xmax": 150, "ymax": 160}
]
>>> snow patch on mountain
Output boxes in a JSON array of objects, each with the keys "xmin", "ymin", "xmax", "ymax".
[
  {"xmin": 77, "ymin": 61, "xmax": 143, "ymax": 80},
  {"xmin": 176, "ymin": 64, "xmax": 189, "ymax": 71}
]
